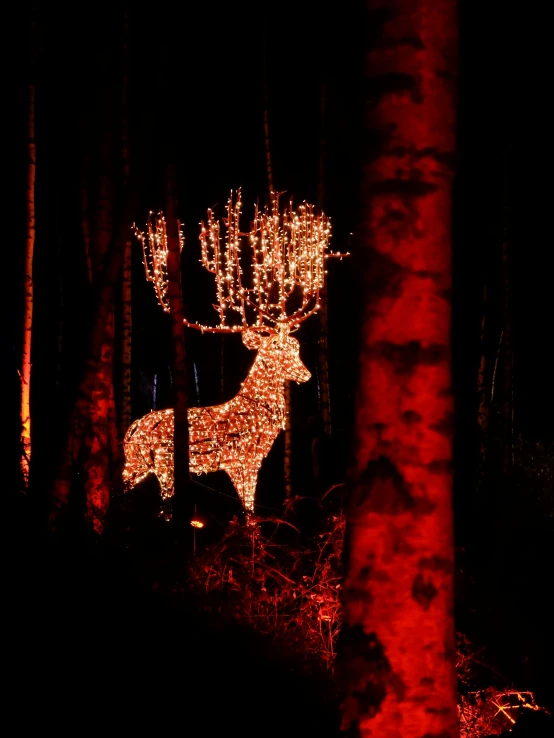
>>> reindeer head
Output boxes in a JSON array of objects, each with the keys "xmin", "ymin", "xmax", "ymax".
[{"xmin": 243, "ymin": 327, "xmax": 311, "ymax": 384}]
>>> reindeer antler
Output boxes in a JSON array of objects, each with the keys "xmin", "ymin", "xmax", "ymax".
[
  {"xmin": 250, "ymin": 193, "xmax": 332, "ymax": 328},
  {"xmin": 132, "ymin": 212, "xmax": 184, "ymax": 313},
  {"xmin": 198, "ymin": 190, "xmax": 252, "ymax": 331},
  {"xmin": 190, "ymin": 190, "xmax": 335, "ymax": 333},
  {"xmin": 133, "ymin": 191, "xmax": 343, "ymax": 333}
]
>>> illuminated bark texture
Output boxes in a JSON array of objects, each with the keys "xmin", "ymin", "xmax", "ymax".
[
  {"xmin": 83, "ymin": 166, "xmax": 115, "ymax": 533},
  {"xmin": 20, "ymin": 80, "xmax": 35, "ymax": 490},
  {"xmin": 83, "ymin": 313, "xmax": 114, "ymax": 531},
  {"xmin": 51, "ymin": 66, "xmax": 131, "ymax": 534},
  {"xmin": 339, "ymin": 1, "xmax": 459, "ymax": 736},
  {"xmin": 51, "ymin": 194, "xmax": 126, "ymax": 532}
]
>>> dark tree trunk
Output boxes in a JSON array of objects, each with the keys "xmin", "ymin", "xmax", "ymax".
[
  {"xmin": 501, "ymin": 239, "xmax": 514, "ymax": 473},
  {"xmin": 165, "ymin": 164, "xmax": 191, "ymax": 528},
  {"xmin": 476, "ymin": 285, "xmax": 489, "ymax": 478},
  {"xmin": 317, "ymin": 82, "xmax": 332, "ymax": 438},
  {"xmin": 262, "ymin": 35, "xmax": 292, "ymax": 501},
  {"xmin": 120, "ymin": 6, "xmax": 132, "ymax": 437}
]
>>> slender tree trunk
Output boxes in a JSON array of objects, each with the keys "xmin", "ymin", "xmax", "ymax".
[
  {"xmin": 121, "ymin": 236, "xmax": 132, "ymax": 434},
  {"xmin": 51, "ymin": 201, "xmax": 127, "ymax": 530},
  {"xmin": 284, "ymin": 382, "xmax": 293, "ymax": 499},
  {"xmin": 93, "ymin": 172, "xmax": 112, "ymax": 271},
  {"xmin": 501, "ymin": 239, "xmax": 514, "ymax": 471},
  {"xmin": 317, "ymin": 82, "xmax": 332, "ymax": 438},
  {"xmin": 55, "ymin": 192, "xmax": 64, "ymax": 395},
  {"xmin": 339, "ymin": 2, "xmax": 459, "ymax": 737},
  {"xmin": 262, "ymin": 27, "xmax": 273, "ymax": 199},
  {"xmin": 220, "ymin": 337, "xmax": 225, "ymax": 401},
  {"xmin": 108, "ymin": 377, "xmax": 122, "ymax": 478},
  {"xmin": 84, "ymin": 311, "xmax": 114, "ymax": 533},
  {"xmin": 120, "ymin": 7, "xmax": 132, "ymax": 436},
  {"xmin": 50, "ymin": 149, "xmax": 95, "ymax": 519},
  {"xmin": 20, "ymin": 80, "xmax": 36, "ymax": 491},
  {"xmin": 81, "ymin": 149, "xmax": 93, "ymax": 286},
  {"xmin": 490, "ymin": 328, "xmax": 503, "ymax": 408},
  {"xmin": 165, "ymin": 164, "xmax": 190, "ymax": 525},
  {"xmin": 476, "ymin": 285, "xmax": 489, "ymax": 467},
  {"xmin": 83, "ymin": 161, "xmax": 115, "ymax": 532},
  {"xmin": 51, "ymin": 250, "xmax": 123, "ymax": 526},
  {"xmin": 262, "ymin": 36, "xmax": 292, "ymax": 500},
  {"xmin": 318, "ymin": 286, "xmax": 332, "ymax": 437}
]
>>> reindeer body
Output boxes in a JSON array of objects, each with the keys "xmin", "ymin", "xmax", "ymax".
[
  {"xmin": 123, "ymin": 330, "xmax": 310, "ymax": 513},
  {"xmin": 127, "ymin": 191, "xmax": 335, "ymax": 516}
]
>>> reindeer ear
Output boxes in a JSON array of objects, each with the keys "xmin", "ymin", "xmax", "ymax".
[{"xmin": 242, "ymin": 330, "xmax": 263, "ymax": 350}]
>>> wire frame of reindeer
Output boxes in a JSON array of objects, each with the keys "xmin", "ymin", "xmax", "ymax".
[{"xmin": 124, "ymin": 190, "xmax": 343, "ymax": 518}]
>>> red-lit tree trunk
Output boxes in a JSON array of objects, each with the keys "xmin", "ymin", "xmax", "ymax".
[
  {"xmin": 83, "ymin": 166, "xmax": 115, "ymax": 533},
  {"xmin": 51, "ymin": 238, "xmax": 123, "ymax": 532},
  {"xmin": 51, "ymin": 51, "xmax": 130, "ymax": 533},
  {"xmin": 20, "ymin": 79, "xmax": 35, "ymax": 491},
  {"xmin": 339, "ymin": 2, "xmax": 459, "ymax": 736},
  {"xmin": 83, "ymin": 322, "xmax": 114, "ymax": 531},
  {"xmin": 51, "ymin": 196, "xmax": 127, "ymax": 532}
]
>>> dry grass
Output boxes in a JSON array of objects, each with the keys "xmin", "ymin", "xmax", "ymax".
[
  {"xmin": 188, "ymin": 495, "xmax": 345, "ymax": 672},
  {"xmin": 188, "ymin": 491, "xmax": 548, "ymax": 733}
]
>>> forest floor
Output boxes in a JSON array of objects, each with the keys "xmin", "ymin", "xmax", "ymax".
[
  {"xmin": 5, "ymin": 489, "xmax": 341, "ymax": 737},
  {"xmin": 5, "ymin": 473, "xmax": 553, "ymax": 737}
]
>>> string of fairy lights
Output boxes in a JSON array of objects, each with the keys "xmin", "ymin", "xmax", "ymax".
[
  {"xmin": 197, "ymin": 190, "xmax": 335, "ymax": 330},
  {"xmin": 123, "ymin": 327, "xmax": 311, "ymax": 514},
  {"xmin": 124, "ymin": 191, "xmax": 346, "ymax": 517},
  {"xmin": 132, "ymin": 212, "xmax": 184, "ymax": 313},
  {"xmin": 134, "ymin": 190, "xmax": 345, "ymax": 329}
]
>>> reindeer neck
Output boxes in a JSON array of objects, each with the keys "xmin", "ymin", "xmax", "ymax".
[{"xmin": 238, "ymin": 350, "xmax": 286, "ymax": 416}]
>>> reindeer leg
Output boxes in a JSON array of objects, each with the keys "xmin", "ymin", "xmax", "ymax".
[
  {"xmin": 156, "ymin": 464, "xmax": 174, "ymax": 521},
  {"xmin": 242, "ymin": 473, "xmax": 257, "ymax": 516},
  {"xmin": 122, "ymin": 441, "xmax": 150, "ymax": 492},
  {"xmin": 227, "ymin": 466, "xmax": 258, "ymax": 520}
]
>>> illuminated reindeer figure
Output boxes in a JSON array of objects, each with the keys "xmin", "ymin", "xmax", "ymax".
[{"xmin": 123, "ymin": 191, "xmax": 335, "ymax": 515}]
